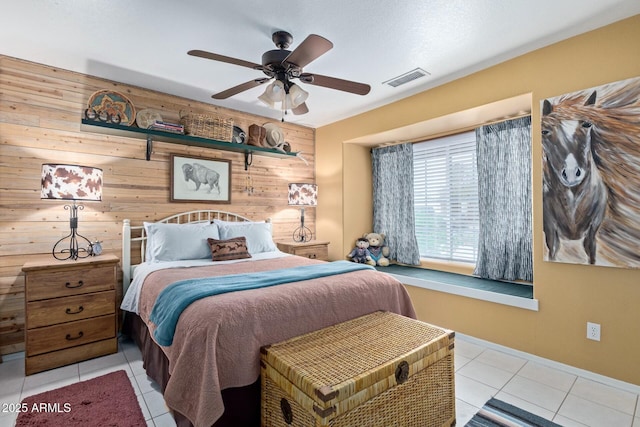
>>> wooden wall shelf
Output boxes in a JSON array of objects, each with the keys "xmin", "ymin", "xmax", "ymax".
[{"xmin": 80, "ymin": 119, "xmax": 298, "ymax": 169}]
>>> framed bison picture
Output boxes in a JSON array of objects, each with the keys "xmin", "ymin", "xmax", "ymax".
[{"xmin": 170, "ymin": 154, "xmax": 231, "ymax": 203}]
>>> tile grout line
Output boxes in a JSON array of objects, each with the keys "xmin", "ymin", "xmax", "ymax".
[
  {"xmin": 551, "ymin": 372, "xmax": 578, "ymax": 424},
  {"xmin": 495, "ymin": 359, "xmax": 562, "ymax": 421}
]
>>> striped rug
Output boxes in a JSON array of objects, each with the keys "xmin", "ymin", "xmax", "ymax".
[{"xmin": 466, "ymin": 398, "xmax": 562, "ymax": 427}]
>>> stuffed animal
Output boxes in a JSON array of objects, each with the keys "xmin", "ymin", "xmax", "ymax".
[
  {"xmin": 363, "ymin": 232, "xmax": 390, "ymax": 266},
  {"xmin": 347, "ymin": 237, "xmax": 372, "ymax": 264}
]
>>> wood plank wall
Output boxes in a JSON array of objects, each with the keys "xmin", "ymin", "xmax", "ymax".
[{"xmin": 0, "ymin": 55, "xmax": 316, "ymax": 356}]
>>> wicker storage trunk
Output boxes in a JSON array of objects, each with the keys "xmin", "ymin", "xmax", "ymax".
[{"xmin": 260, "ymin": 311, "xmax": 455, "ymax": 427}]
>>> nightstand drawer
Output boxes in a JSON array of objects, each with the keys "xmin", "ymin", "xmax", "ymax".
[
  {"xmin": 26, "ymin": 339, "xmax": 118, "ymax": 376},
  {"xmin": 292, "ymin": 245, "xmax": 328, "ymax": 260},
  {"xmin": 276, "ymin": 240, "xmax": 330, "ymax": 261},
  {"xmin": 26, "ymin": 290, "xmax": 116, "ymax": 329},
  {"xmin": 26, "ymin": 265, "xmax": 115, "ymax": 301},
  {"xmin": 26, "ymin": 314, "xmax": 116, "ymax": 356}
]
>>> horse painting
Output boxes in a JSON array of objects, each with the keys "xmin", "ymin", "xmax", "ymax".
[
  {"xmin": 541, "ymin": 76, "xmax": 640, "ymax": 268},
  {"xmin": 542, "ymin": 91, "xmax": 608, "ymax": 264}
]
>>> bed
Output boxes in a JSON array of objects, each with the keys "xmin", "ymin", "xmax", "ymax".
[{"xmin": 119, "ymin": 210, "xmax": 416, "ymax": 427}]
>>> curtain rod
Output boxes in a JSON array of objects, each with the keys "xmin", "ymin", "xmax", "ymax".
[{"xmin": 374, "ymin": 112, "xmax": 532, "ymax": 148}]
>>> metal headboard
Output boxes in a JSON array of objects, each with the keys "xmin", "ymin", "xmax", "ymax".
[{"xmin": 121, "ymin": 210, "xmax": 256, "ymax": 291}]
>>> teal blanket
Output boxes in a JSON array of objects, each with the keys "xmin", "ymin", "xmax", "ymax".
[{"xmin": 149, "ymin": 261, "xmax": 374, "ymax": 346}]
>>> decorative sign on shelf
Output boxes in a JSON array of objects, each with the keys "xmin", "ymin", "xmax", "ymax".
[{"xmin": 86, "ymin": 90, "xmax": 136, "ymax": 125}]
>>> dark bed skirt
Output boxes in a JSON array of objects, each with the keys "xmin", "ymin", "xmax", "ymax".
[{"xmin": 122, "ymin": 312, "xmax": 261, "ymax": 427}]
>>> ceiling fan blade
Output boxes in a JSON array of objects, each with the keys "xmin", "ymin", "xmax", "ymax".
[
  {"xmin": 299, "ymin": 73, "xmax": 371, "ymax": 95},
  {"xmin": 212, "ymin": 78, "xmax": 271, "ymax": 99},
  {"xmin": 188, "ymin": 50, "xmax": 264, "ymax": 70},
  {"xmin": 291, "ymin": 102, "xmax": 309, "ymax": 115},
  {"xmin": 283, "ymin": 34, "xmax": 333, "ymax": 69}
]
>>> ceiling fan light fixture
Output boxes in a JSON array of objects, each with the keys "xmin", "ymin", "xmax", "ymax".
[
  {"xmin": 258, "ymin": 92, "xmax": 275, "ymax": 108},
  {"xmin": 286, "ymin": 83, "xmax": 309, "ymax": 109},
  {"xmin": 259, "ymin": 80, "xmax": 285, "ymax": 107},
  {"xmin": 191, "ymin": 31, "xmax": 370, "ymax": 116}
]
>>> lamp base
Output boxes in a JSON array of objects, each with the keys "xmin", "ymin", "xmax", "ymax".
[
  {"xmin": 52, "ymin": 203, "xmax": 93, "ymax": 261},
  {"xmin": 292, "ymin": 226, "xmax": 312, "ymax": 243},
  {"xmin": 52, "ymin": 232, "xmax": 92, "ymax": 261}
]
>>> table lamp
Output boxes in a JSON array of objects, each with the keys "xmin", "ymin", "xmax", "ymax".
[
  {"xmin": 41, "ymin": 164, "xmax": 103, "ymax": 260},
  {"xmin": 287, "ymin": 183, "xmax": 317, "ymax": 242}
]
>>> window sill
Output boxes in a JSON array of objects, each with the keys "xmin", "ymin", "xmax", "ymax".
[{"xmin": 378, "ymin": 264, "xmax": 539, "ymax": 311}]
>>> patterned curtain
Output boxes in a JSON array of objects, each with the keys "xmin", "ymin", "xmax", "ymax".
[
  {"xmin": 372, "ymin": 143, "xmax": 420, "ymax": 265},
  {"xmin": 474, "ymin": 116, "xmax": 533, "ymax": 281}
]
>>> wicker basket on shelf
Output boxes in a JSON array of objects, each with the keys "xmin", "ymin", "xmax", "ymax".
[{"xmin": 179, "ymin": 112, "xmax": 234, "ymax": 141}]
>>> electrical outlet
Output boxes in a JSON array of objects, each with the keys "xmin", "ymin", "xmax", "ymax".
[{"xmin": 587, "ymin": 322, "xmax": 601, "ymax": 341}]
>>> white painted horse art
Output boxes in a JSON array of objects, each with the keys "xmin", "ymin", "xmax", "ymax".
[
  {"xmin": 541, "ymin": 91, "xmax": 608, "ymax": 264},
  {"xmin": 542, "ymin": 77, "xmax": 640, "ymax": 267}
]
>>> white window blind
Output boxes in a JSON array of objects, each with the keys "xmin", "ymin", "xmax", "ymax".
[{"xmin": 413, "ymin": 131, "xmax": 479, "ymax": 263}]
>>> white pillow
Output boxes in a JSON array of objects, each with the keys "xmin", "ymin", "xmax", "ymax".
[
  {"xmin": 217, "ymin": 221, "xmax": 277, "ymax": 255},
  {"xmin": 143, "ymin": 222, "xmax": 220, "ymax": 262}
]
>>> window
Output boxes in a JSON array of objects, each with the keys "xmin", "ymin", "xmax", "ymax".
[{"xmin": 413, "ymin": 131, "xmax": 479, "ymax": 263}]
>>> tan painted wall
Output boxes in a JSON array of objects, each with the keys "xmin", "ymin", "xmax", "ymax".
[
  {"xmin": 0, "ymin": 56, "xmax": 316, "ymax": 355},
  {"xmin": 316, "ymin": 128, "xmax": 376, "ymax": 260},
  {"xmin": 317, "ymin": 15, "xmax": 640, "ymax": 384}
]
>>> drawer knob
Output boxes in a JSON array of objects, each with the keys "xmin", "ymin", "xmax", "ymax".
[
  {"xmin": 65, "ymin": 331, "xmax": 84, "ymax": 341},
  {"xmin": 65, "ymin": 280, "xmax": 84, "ymax": 289},
  {"xmin": 308, "ymin": 254, "xmax": 316, "ymax": 259},
  {"xmin": 65, "ymin": 306, "xmax": 84, "ymax": 315}
]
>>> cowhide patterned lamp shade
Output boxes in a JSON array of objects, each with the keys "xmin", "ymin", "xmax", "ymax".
[
  {"xmin": 41, "ymin": 164, "xmax": 103, "ymax": 201},
  {"xmin": 41, "ymin": 164, "xmax": 103, "ymax": 260},
  {"xmin": 287, "ymin": 183, "xmax": 317, "ymax": 206}
]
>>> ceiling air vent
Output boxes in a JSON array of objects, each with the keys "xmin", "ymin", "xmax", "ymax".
[{"xmin": 383, "ymin": 68, "xmax": 430, "ymax": 87}]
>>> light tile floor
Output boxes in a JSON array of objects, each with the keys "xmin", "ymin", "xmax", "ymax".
[
  {"xmin": 455, "ymin": 339, "xmax": 639, "ymax": 427},
  {"xmin": 0, "ymin": 336, "xmax": 638, "ymax": 426}
]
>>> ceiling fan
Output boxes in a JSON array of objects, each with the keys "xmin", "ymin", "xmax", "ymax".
[{"xmin": 188, "ymin": 31, "xmax": 371, "ymax": 115}]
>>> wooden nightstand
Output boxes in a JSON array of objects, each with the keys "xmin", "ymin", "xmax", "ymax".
[
  {"xmin": 22, "ymin": 253, "xmax": 119, "ymax": 375},
  {"xmin": 276, "ymin": 240, "xmax": 330, "ymax": 261}
]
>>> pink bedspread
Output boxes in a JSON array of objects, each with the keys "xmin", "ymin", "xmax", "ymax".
[{"xmin": 138, "ymin": 256, "xmax": 416, "ymax": 427}]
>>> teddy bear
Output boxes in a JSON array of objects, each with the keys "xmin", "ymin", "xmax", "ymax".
[
  {"xmin": 363, "ymin": 232, "xmax": 390, "ymax": 266},
  {"xmin": 347, "ymin": 237, "xmax": 372, "ymax": 264}
]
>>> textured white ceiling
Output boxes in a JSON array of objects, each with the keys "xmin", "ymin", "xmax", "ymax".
[{"xmin": 2, "ymin": 0, "xmax": 639, "ymax": 128}]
